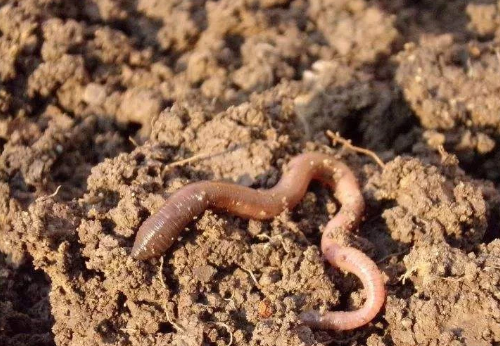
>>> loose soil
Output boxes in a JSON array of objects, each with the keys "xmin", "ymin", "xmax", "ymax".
[{"xmin": 1, "ymin": 1, "xmax": 499, "ymax": 346}]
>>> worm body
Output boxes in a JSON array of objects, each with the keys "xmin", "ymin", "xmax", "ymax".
[{"xmin": 131, "ymin": 152, "xmax": 385, "ymax": 330}]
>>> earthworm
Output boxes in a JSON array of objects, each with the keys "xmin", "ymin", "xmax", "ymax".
[{"xmin": 131, "ymin": 152, "xmax": 385, "ymax": 330}]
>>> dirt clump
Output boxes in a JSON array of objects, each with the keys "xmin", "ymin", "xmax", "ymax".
[
  {"xmin": 383, "ymin": 240, "xmax": 500, "ymax": 346},
  {"xmin": 0, "ymin": 106, "xmax": 127, "ymax": 265},
  {"xmin": 467, "ymin": 1, "xmax": 500, "ymax": 38},
  {"xmin": 396, "ymin": 34, "xmax": 500, "ymax": 180},
  {"xmin": 365, "ymin": 156, "xmax": 500, "ymax": 346},
  {"xmin": 367, "ymin": 156, "xmax": 488, "ymax": 250},
  {"xmin": 308, "ymin": 0, "xmax": 398, "ymax": 65}
]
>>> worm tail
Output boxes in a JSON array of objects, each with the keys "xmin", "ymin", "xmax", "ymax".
[{"xmin": 300, "ymin": 244, "xmax": 386, "ymax": 330}]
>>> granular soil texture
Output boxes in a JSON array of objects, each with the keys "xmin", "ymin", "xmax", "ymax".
[{"xmin": 0, "ymin": 1, "xmax": 499, "ymax": 346}]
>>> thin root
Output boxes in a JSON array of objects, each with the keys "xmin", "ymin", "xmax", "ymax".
[
  {"xmin": 223, "ymin": 292, "xmax": 236, "ymax": 307},
  {"xmin": 37, "ymin": 185, "xmax": 62, "ymax": 202},
  {"xmin": 326, "ymin": 130, "xmax": 385, "ymax": 168},
  {"xmin": 240, "ymin": 266, "xmax": 259, "ymax": 287},
  {"xmin": 164, "ymin": 143, "xmax": 250, "ymax": 170},
  {"xmin": 129, "ymin": 136, "xmax": 139, "ymax": 147},
  {"xmin": 441, "ymin": 276, "xmax": 465, "ymax": 282},
  {"xmin": 159, "ymin": 256, "xmax": 167, "ymax": 289},
  {"xmin": 158, "ymin": 257, "xmax": 185, "ymax": 331},
  {"xmin": 165, "ymin": 310, "xmax": 184, "ymax": 332},
  {"xmin": 207, "ymin": 322, "xmax": 234, "ymax": 346},
  {"xmin": 256, "ymin": 234, "xmax": 290, "ymax": 253},
  {"xmin": 399, "ymin": 267, "xmax": 417, "ymax": 285},
  {"xmin": 437, "ymin": 145, "xmax": 459, "ymax": 166},
  {"xmin": 165, "ymin": 151, "xmax": 217, "ymax": 169}
]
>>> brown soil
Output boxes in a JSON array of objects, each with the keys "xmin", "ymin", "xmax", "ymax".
[{"xmin": 1, "ymin": 1, "xmax": 499, "ymax": 346}]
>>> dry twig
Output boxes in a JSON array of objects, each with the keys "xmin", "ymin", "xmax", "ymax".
[{"xmin": 326, "ymin": 130, "xmax": 385, "ymax": 168}]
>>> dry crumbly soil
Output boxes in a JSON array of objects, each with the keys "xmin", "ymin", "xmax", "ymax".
[{"xmin": 0, "ymin": 1, "xmax": 499, "ymax": 346}]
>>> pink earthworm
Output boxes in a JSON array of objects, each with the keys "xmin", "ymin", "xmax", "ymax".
[{"xmin": 131, "ymin": 152, "xmax": 385, "ymax": 330}]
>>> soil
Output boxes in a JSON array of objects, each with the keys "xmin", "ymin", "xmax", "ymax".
[{"xmin": 0, "ymin": 1, "xmax": 499, "ymax": 346}]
